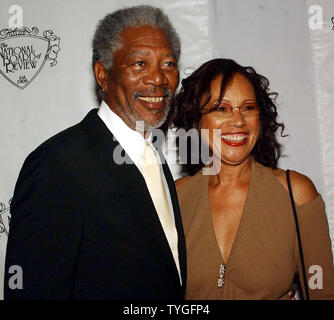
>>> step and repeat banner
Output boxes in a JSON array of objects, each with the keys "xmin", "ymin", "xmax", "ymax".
[
  {"xmin": 307, "ymin": 0, "xmax": 334, "ymax": 257},
  {"xmin": 0, "ymin": 0, "xmax": 333, "ymax": 299}
]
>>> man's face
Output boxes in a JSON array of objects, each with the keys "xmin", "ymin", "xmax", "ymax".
[{"xmin": 104, "ymin": 26, "xmax": 179, "ymax": 131}]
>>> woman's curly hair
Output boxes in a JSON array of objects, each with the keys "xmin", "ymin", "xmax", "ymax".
[{"xmin": 171, "ymin": 58, "xmax": 286, "ymax": 175}]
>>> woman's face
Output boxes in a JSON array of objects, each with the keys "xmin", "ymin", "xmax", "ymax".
[{"xmin": 198, "ymin": 73, "xmax": 260, "ymax": 167}]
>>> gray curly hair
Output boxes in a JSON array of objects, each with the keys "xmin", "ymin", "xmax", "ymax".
[{"xmin": 92, "ymin": 5, "xmax": 181, "ymax": 99}]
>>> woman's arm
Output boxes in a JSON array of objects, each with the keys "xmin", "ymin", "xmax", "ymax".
[{"xmin": 274, "ymin": 168, "xmax": 334, "ymax": 299}]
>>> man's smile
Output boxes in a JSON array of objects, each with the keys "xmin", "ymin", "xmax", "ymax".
[{"xmin": 138, "ymin": 96, "xmax": 164, "ymax": 103}]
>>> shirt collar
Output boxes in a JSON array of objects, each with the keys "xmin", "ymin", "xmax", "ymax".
[{"xmin": 97, "ymin": 100, "xmax": 153, "ymax": 170}]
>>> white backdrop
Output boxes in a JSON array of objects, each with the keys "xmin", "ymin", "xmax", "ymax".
[
  {"xmin": 307, "ymin": 0, "xmax": 334, "ymax": 261},
  {"xmin": 1, "ymin": 0, "xmax": 333, "ymax": 299}
]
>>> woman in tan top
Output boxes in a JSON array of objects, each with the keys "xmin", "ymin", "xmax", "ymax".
[{"xmin": 173, "ymin": 58, "xmax": 334, "ymax": 299}]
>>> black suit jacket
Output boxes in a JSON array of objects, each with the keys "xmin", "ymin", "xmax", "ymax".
[{"xmin": 4, "ymin": 109, "xmax": 186, "ymax": 300}]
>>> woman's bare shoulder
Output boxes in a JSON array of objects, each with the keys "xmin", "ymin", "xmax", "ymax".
[{"xmin": 272, "ymin": 168, "xmax": 318, "ymax": 206}]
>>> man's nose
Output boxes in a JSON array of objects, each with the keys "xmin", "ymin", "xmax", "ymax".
[{"xmin": 143, "ymin": 67, "xmax": 168, "ymax": 86}]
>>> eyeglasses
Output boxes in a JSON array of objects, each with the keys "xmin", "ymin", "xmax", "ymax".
[{"xmin": 206, "ymin": 103, "xmax": 260, "ymax": 119}]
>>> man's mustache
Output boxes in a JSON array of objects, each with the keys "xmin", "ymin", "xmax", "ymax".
[{"xmin": 133, "ymin": 88, "xmax": 172, "ymax": 98}]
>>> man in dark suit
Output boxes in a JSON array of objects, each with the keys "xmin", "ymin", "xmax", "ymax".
[{"xmin": 4, "ymin": 5, "xmax": 186, "ymax": 300}]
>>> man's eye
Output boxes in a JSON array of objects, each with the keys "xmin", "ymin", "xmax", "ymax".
[
  {"xmin": 163, "ymin": 61, "xmax": 176, "ymax": 68},
  {"xmin": 134, "ymin": 61, "xmax": 145, "ymax": 67}
]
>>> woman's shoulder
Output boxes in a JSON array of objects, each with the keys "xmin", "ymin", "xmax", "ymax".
[
  {"xmin": 272, "ymin": 167, "xmax": 319, "ymax": 206},
  {"xmin": 175, "ymin": 170, "xmax": 205, "ymax": 191}
]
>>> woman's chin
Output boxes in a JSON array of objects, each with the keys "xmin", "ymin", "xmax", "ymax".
[{"xmin": 219, "ymin": 154, "xmax": 252, "ymax": 167}]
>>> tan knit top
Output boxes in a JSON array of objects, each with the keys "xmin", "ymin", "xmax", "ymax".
[{"xmin": 177, "ymin": 159, "xmax": 334, "ymax": 299}]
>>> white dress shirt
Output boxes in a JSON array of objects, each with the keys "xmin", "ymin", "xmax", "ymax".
[{"xmin": 97, "ymin": 101, "xmax": 181, "ymax": 283}]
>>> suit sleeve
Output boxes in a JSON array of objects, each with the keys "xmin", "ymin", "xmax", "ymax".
[
  {"xmin": 295, "ymin": 195, "xmax": 334, "ymax": 299},
  {"xmin": 4, "ymin": 147, "xmax": 83, "ymax": 299}
]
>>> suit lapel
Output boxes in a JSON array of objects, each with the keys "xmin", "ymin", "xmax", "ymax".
[
  {"xmin": 157, "ymin": 147, "xmax": 187, "ymax": 293},
  {"xmin": 80, "ymin": 110, "xmax": 184, "ymax": 289}
]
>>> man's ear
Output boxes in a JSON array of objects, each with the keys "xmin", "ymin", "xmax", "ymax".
[{"xmin": 94, "ymin": 61, "xmax": 108, "ymax": 92}]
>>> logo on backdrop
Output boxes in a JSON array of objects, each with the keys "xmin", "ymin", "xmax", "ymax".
[
  {"xmin": 0, "ymin": 199, "xmax": 11, "ymax": 238},
  {"xmin": 0, "ymin": 27, "xmax": 60, "ymax": 89}
]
